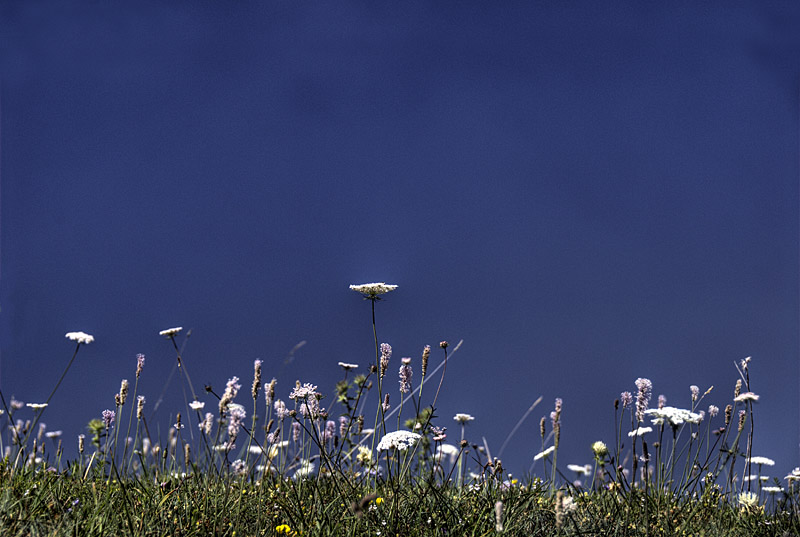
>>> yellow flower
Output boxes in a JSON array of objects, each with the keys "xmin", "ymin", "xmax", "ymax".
[
  {"xmin": 276, "ymin": 524, "xmax": 292, "ymax": 534},
  {"xmin": 375, "ymin": 497, "xmax": 384, "ymax": 506}
]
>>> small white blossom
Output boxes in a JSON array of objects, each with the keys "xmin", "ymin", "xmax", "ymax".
[
  {"xmin": 738, "ymin": 491, "xmax": 759, "ymax": 508},
  {"xmin": 453, "ymin": 413, "xmax": 475, "ymax": 424},
  {"xmin": 26, "ymin": 403, "xmax": 48, "ymax": 410},
  {"xmin": 734, "ymin": 392, "xmax": 760, "ymax": 403},
  {"xmin": 644, "ymin": 406, "xmax": 702, "ymax": 426},
  {"xmin": 628, "ymin": 426, "xmax": 653, "ymax": 437},
  {"xmin": 763, "ymin": 486, "xmax": 783, "ymax": 493},
  {"xmin": 376, "ymin": 430, "xmax": 422, "ymax": 451},
  {"xmin": 189, "ymin": 401, "xmax": 205, "ymax": 411},
  {"xmin": 786, "ymin": 468, "xmax": 800, "ymax": 481},
  {"xmin": 748, "ymin": 456, "xmax": 775, "ymax": 466},
  {"xmin": 349, "ymin": 283, "xmax": 398, "ymax": 298},
  {"xmin": 338, "ymin": 362, "xmax": 359, "ymax": 370},
  {"xmin": 65, "ymin": 331, "xmax": 94, "ymax": 344},
  {"xmin": 45, "ymin": 431, "xmax": 62, "ymax": 438},
  {"xmin": 567, "ymin": 464, "xmax": 592, "ymax": 475},
  {"xmin": 533, "ymin": 446, "xmax": 555, "ymax": 461},
  {"xmin": 159, "ymin": 327, "xmax": 183, "ymax": 337}
]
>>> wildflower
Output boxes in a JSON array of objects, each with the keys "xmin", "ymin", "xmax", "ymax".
[
  {"xmin": 738, "ymin": 491, "xmax": 759, "ymax": 509},
  {"xmin": 102, "ymin": 409, "xmax": 115, "ymax": 428},
  {"xmin": 374, "ymin": 497, "xmax": 384, "ymax": 506},
  {"xmin": 265, "ymin": 378, "xmax": 277, "ymax": 405},
  {"xmin": 219, "ymin": 376, "xmax": 241, "ymax": 416},
  {"xmin": 65, "ymin": 331, "xmax": 94, "ymax": 344},
  {"xmin": 748, "ymin": 456, "xmax": 775, "ymax": 466},
  {"xmin": 10, "ymin": 399, "xmax": 23, "ymax": 410},
  {"xmin": 189, "ymin": 400, "xmax": 205, "ymax": 411},
  {"xmin": 379, "ymin": 343, "xmax": 391, "ymax": 378},
  {"xmin": 453, "ymin": 413, "xmax": 475, "ymax": 424},
  {"xmin": 136, "ymin": 354, "xmax": 145, "ymax": 377},
  {"xmin": 567, "ymin": 464, "xmax": 592, "ymax": 475},
  {"xmin": 741, "ymin": 356, "xmax": 751, "ymax": 370},
  {"xmin": 398, "ymin": 363, "xmax": 412, "ymax": 393},
  {"xmin": 275, "ymin": 524, "xmax": 292, "ymax": 534},
  {"xmin": 119, "ymin": 379, "xmax": 129, "ymax": 406},
  {"xmin": 708, "ymin": 405, "xmax": 719, "ymax": 417},
  {"xmin": 227, "ymin": 404, "xmax": 246, "ymax": 440},
  {"xmin": 786, "ymin": 468, "xmax": 800, "ymax": 481},
  {"xmin": 644, "ymin": 407, "xmax": 702, "ymax": 426},
  {"xmin": 230, "ymin": 459, "xmax": 247, "ymax": 476},
  {"xmin": 274, "ymin": 399, "xmax": 290, "ymax": 420},
  {"xmin": 620, "ymin": 391, "xmax": 632, "ymax": 408},
  {"xmin": 289, "ymin": 382, "xmax": 319, "ymax": 401},
  {"xmin": 628, "ymin": 426, "xmax": 653, "ymax": 437},
  {"xmin": 421, "ymin": 345, "xmax": 430, "ymax": 377},
  {"xmin": 381, "ymin": 394, "xmax": 391, "ymax": 412},
  {"xmin": 293, "ymin": 459, "xmax": 315, "ymax": 479},
  {"xmin": 738, "ymin": 410, "xmax": 746, "ymax": 431},
  {"xmin": 690, "ymin": 385, "xmax": 699, "ymax": 401},
  {"xmin": 763, "ymin": 486, "xmax": 783, "ymax": 493},
  {"xmin": 533, "ymin": 446, "xmax": 555, "ymax": 461},
  {"xmin": 291, "ymin": 422, "xmax": 301, "ymax": 442},
  {"xmin": 196, "ymin": 412, "xmax": 212, "ymax": 435},
  {"xmin": 349, "ymin": 282, "xmax": 398, "ymax": 298},
  {"xmin": 339, "ymin": 416, "xmax": 349, "ymax": 437},
  {"xmin": 137, "ymin": 396, "xmax": 146, "ymax": 420},
  {"xmin": 495, "ymin": 500, "xmax": 504, "ymax": 532},
  {"xmin": 657, "ymin": 394, "xmax": 667, "ymax": 409},
  {"xmin": 634, "ymin": 378, "xmax": 652, "ymax": 423},
  {"xmin": 158, "ymin": 327, "xmax": 182, "ymax": 337},
  {"xmin": 734, "ymin": 392, "xmax": 759, "ymax": 403},
  {"xmin": 45, "ymin": 431, "xmax": 62, "ymax": 439},
  {"xmin": 591, "ymin": 441, "xmax": 608, "ymax": 458},
  {"xmin": 356, "ymin": 446, "xmax": 373, "ymax": 466},
  {"xmin": 26, "ymin": 403, "xmax": 48, "ymax": 410},
  {"xmin": 435, "ymin": 443, "xmax": 460, "ymax": 464},
  {"xmin": 78, "ymin": 434, "xmax": 85, "ymax": 454},
  {"xmin": 252, "ymin": 359, "xmax": 262, "ymax": 400},
  {"xmin": 338, "ymin": 362, "xmax": 359, "ymax": 370},
  {"xmin": 431, "ymin": 426, "xmax": 447, "ymax": 442},
  {"xmin": 376, "ymin": 430, "xmax": 422, "ymax": 451}
]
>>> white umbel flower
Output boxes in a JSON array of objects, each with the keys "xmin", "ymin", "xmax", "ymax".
[
  {"xmin": 65, "ymin": 331, "xmax": 94, "ymax": 344},
  {"xmin": 349, "ymin": 283, "xmax": 398, "ymax": 298},
  {"xmin": 628, "ymin": 426, "xmax": 653, "ymax": 437},
  {"xmin": 338, "ymin": 362, "xmax": 359, "ymax": 370},
  {"xmin": 748, "ymin": 456, "xmax": 775, "ymax": 466},
  {"xmin": 453, "ymin": 413, "xmax": 475, "ymax": 424},
  {"xmin": 734, "ymin": 392, "xmax": 760, "ymax": 403},
  {"xmin": 644, "ymin": 407, "xmax": 702, "ymax": 426},
  {"xmin": 376, "ymin": 430, "xmax": 421, "ymax": 452},
  {"xmin": 159, "ymin": 327, "xmax": 183, "ymax": 337}
]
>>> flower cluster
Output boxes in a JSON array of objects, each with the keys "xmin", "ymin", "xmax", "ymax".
[
  {"xmin": 376, "ymin": 430, "xmax": 422, "ymax": 451},
  {"xmin": 65, "ymin": 331, "xmax": 94, "ymax": 344},
  {"xmin": 349, "ymin": 282, "xmax": 398, "ymax": 298},
  {"xmin": 644, "ymin": 406, "xmax": 702, "ymax": 426}
]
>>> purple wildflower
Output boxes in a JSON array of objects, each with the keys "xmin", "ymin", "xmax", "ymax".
[
  {"xmin": 620, "ymin": 392, "xmax": 633, "ymax": 408},
  {"xmin": 635, "ymin": 378, "xmax": 652, "ymax": 423},
  {"xmin": 102, "ymin": 409, "xmax": 115, "ymax": 429},
  {"xmin": 399, "ymin": 363, "xmax": 413, "ymax": 394},
  {"xmin": 380, "ymin": 343, "xmax": 392, "ymax": 378}
]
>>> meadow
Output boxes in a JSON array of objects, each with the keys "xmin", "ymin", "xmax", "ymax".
[{"xmin": 0, "ymin": 283, "xmax": 798, "ymax": 536}]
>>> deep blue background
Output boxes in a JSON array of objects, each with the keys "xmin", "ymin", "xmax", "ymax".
[{"xmin": 1, "ymin": 2, "xmax": 798, "ymax": 481}]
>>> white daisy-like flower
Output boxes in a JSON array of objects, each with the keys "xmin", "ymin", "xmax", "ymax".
[
  {"xmin": 567, "ymin": 464, "xmax": 592, "ymax": 475},
  {"xmin": 533, "ymin": 446, "xmax": 555, "ymax": 461},
  {"xmin": 349, "ymin": 283, "xmax": 398, "ymax": 298},
  {"xmin": 644, "ymin": 407, "xmax": 702, "ymax": 426},
  {"xmin": 338, "ymin": 362, "xmax": 359, "ymax": 370},
  {"xmin": 376, "ymin": 430, "xmax": 422, "ymax": 451},
  {"xmin": 26, "ymin": 403, "xmax": 48, "ymax": 410},
  {"xmin": 748, "ymin": 456, "xmax": 775, "ymax": 466},
  {"xmin": 453, "ymin": 413, "xmax": 475, "ymax": 424},
  {"xmin": 627, "ymin": 426, "xmax": 653, "ymax": 437},
  {"xmin": 159, "ymin": 327, "xmax": 183, "ymax": 338},
  {"xmin": 65, "ymin": 331, "xmax": 94, "ymax": 344},
  {"xmin": 734, "ymin": 392, "xmax": 760, "ymax": 403},
  {"xmin": 189, "ymin": 401, "xmax": 205, "ymax": 411}
]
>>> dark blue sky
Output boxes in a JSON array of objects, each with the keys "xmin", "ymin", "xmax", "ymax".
[{"xmin": 1, "ymin": 2, "xmax": 799, "ymax": 481}]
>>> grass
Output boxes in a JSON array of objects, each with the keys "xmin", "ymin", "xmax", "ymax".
[{"xmin": 0, "ymin": 284, "xmax": 799, "ymax": 536}]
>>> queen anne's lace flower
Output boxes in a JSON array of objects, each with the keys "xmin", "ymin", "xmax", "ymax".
[
  {"xmin": 734, "ymin": 392, "xmax": 760, "ymax": 403},
  {"xmin": 159, "ymin": 327, "xmax": 183, "ymax": 337},
  {"xmin": 26, "ymin": 403, "xmax": 48, "ymax": 410},
  {"xmin": 748, "ymin": 456, "xmax": 775, "ymax": 466},
  {"xmin": 454, "ymin": 413, "xmax": 475, "ymax": 424},
  {"xmin": 645, "ymin": 406, "xmax": 702, "ymax": 426},
  {"xmin": 628, "ymin": 426, "xmax": 653, "ymax": 437},
  {"xmin": 65, "ymin": 331, "xmax": 94, "ymax": 344},
  {"xmin": 377, "ymin": 430, "xmax": 422, "ymax": 451},
  {"xmin": 349, "ymin": 283, "xmax": 398, "ymax": 298}
]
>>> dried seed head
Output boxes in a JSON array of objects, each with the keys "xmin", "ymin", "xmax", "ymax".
[
  {"xmin": 540, "ymin": 417, "xmax": 546, "ymax": 439},
  {"xmin": 734, "ymin": 379, "xmax": 742, "ymax": 398},
  {"xmin": 738, "ymin": 410, "xmax": 746, "ymax": 432},
  {"xmin": 184, "ymin": 443, "xmax": 191, "ymax": 463},
  {"xmin": 137, "ymin": 396, "xmax": 146, "ymax": 420},
  {"xmin": 252, "ymin": 360, "xmax": 262, "ymax": 400},
  {"xmin": 78, "ymin": 434, "xmax": 85, "ymax": 454},
  {"xmin": 119, "ymin": 379, "xmax": 129, "ymax": 406},
  {"xmin": 265, "ymin": 378, "xmax": 277, "ymax": 405},
  {"xmin": 724, "ymin": 404, "xmax": 733, "ymax": 426},
  {"xmin": 136, "ymin": 354, "xmax": 145, "ymax": 378}
]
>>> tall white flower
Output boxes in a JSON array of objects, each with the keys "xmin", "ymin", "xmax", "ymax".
[
  {"xmin": 65, "ymin": 331, "xmax": 94, "ymax": 344},
  {"xmin": 376, "ymin": 430, "xmax": 421, "ymax": 451},
  {"xmin": 349, "ymin": 283, "xmax": 398, "ymax": 299},
  {"xmin": 748, "ymin": 456, "xmax": 775, "ymax": 466},
  {"xmin": 644, "ymin": 406, "xmax": 702, "ymax": 426},
  {"xmin": 159, "ymin": 327, "xmax": 183, "ymax": 338},
  {"xmin": 453, "ymin": 413, "xmax": 475, "ymax": 424}
]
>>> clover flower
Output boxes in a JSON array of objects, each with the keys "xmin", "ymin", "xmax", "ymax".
[
  {"xmin": 708, "ymin": 405, "xmax": 719, "ymax": 417},
  {"xmin": 376, "ymin": 430, "xmax": 422, "ymax": 451},
  {"xmin": 453, "ymin": 413, "xmax": 475, "ymax": 424},
  {"xmin": 102, "ymin": 409, "xmax": 115, "ymax": 428},
  {"xmin": 158, "ymin": 327, "xmax": 182, "ymax": 338},
  {"xmin": 349, "ymin": 283, "xmax": 398, "ymax": 299},
  {"xmin": 591, "ymin": 441, "xmax": 608, "ymax": 458},
  {"xmin": 65, "ymin": 332, "xmax": 94, "ymax": 344},
  {"xmin": 690, "ymin": 385, "xmax": 700, "ymax": 401}
]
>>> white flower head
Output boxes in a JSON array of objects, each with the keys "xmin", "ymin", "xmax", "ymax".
[
  {"xmin": 453, "ymin": 413, "xmax": 475, "ymax": 424},
  {"xmin": 738, "ymin": 491, "xmax": 759, "ymax": 508},
  {"xmin": 628, "ymin": 426, "xmax": 653, "ymax": 437},
  {"xmin": 786, "ymin": 467, "xmax": 800, "ymax": 481},
  {"xmin": 65, "ymin": 331, "xmax": 94, "ymax": 344},
  {"xmin": 26, "ymin": 403, "xmax": 48, "ymax": 410},
  {"xmin": 338, "ymin": 362, "xmax": 359, "ymax": 370},
  {"xmin": 534, "ymin": 446, "xmax": 555, "ymax": 461},
  {"xmin": 734, "ymin": 392, "xmax": 760, "ymax": 403},
  {"xmin": 159, "ymin": 327, "xmax": 183, "ymax": 338},
  {"xmin": 763, "ymin": 486, "xmax": 783, "ymax": 494},
  {"xmin": 748, "ymin": 456, "xmax": 775, "ymax": 466},
  {"xmin": 435, "ymin": 443, "xmax": 460, "ymax": 464},
  {"xmin": 45, "ymin": 430, "xmax": 62, "ymax": 438},
  {"xmin": 567, "ymin": 464, "xmax": 593, "ymax": 476},
  {"xmin": 349, "ymin": 283, "xmax": 398, "ymax": 299},
  {"xmin": 376, "ymin": 430, "xmax": 422, "ymax": 452},
  {"xmin": 644, "ymin": 406, "xmax": 702, "ymax": 426},
  {"xmin": 591, "ymin": 441, "xmax": 609, "ymax": 457},
  {"xmin": 189, "ymin": 401, "xmax": 205, "ymax": 411}
]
